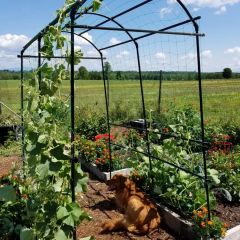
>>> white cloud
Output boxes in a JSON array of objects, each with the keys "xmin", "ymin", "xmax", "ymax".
[
  {"xmin": 160, "ymin": 8, "xmax": 172, "ymax": 18},
  {"xmin": 101, "ymin": 50, "xmax": 108, "ymax": 56},
  {"xmin": 168, "ymin": 0, "xmax": 240, "ymax": 14},
  {"xmin": 0, "ymin": 34, "xmax": 30, "ymax": 69},
  {"xmin": 181, "ymin": 50, "xmax": 212, "ymax": 61},
  {"xmin": 116, "ymin": 50, "xmax": 129, "ymax": 59},
  {"xmin": 201, "ymin": 50, "xmax": 213, "ymax": 59},
  {"xmin": 109, "ymin": 37, "xmax": 120, "ymax": 45},
  {"xmin": 181, "ymin": 52, "xmax": 195, "ymax": 61},
  {"xmin": 0, "ymin": 50, "xmax": 19, "ymax": 69},
  {"xmin": 181, "ymin": 0, "xmax": 240, "ymax": 8},
  {"xmin": 225, "ymin": 46, "xmax": 240, "ymax": 55},
  {"xmin": 224, "ymin": 46, "xmax": 240, "ymax": 71},
  {"xmin": 193, "ymin": 7, "xmax": 200, "ymax": 11},
  {"xmin": 0, "ymin": 34, "xmax": 29, "ymax": 52},
  {"xmin": 75, "ymin": 33, "xmax": 93, "ymax": 46},
  {"xmin": 86, "ymin": 50, "xmax": 98, "ymax": 56},
  {"xmin": 214, "ymin": 6, "xmax": 227, "ymax": 14},
  {"xmin": 155, "ymin": 52, "xmax": 166, "ymax": 60}
]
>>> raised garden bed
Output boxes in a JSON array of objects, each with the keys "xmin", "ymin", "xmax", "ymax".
[
  {"xmin": 224, "ymin": 225, "xmax": 240, "ymax": 240},
  {"xmin": 79, "ymin": 158, "xmax": 132, "ymax": 181}
]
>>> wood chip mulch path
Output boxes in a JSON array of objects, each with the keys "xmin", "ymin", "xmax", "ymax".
[{"xmin": 76, "ymin": 175, "xmax": 176, "ymax": 240}]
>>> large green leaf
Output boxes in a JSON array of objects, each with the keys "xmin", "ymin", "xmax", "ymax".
[
  {"xmin": 20, "ymin": 228, "xmax": 34, "ymax": 240},
  {"xmin": 0, "ymin": 185, "xmax": 16, "ymax": 202},
  {"xmin": 36, "ymin": 161, "xmax": 50, "ymax": 179},
  {"xmin": 93, "ymin": 0, "xmax": 101, "ymax": 11},
  {"xmin": 50, "ymin": 144, "xmax": 69, "ymax": 161},
  {"xmin": 207, "ymin": 168, "xmax": 220, "ymax": 185},
  {"xmin": 75, "ymin": 175, "xmax": 88, "ymax": 193},
  {"xmin": 217, "ymin": 188, "xmax": 232, "ymax": 202},
  {"xmin": 50, "ymin": 161, "xmax": 63, "ymax": 172},
  {"xmin": 54, "ymin": 229, "xmax": 68, "ymax": 240},
  {"xmin": 38, "ymin": 134, "xmax": 48, "ymax": 144},
  {"xmin": 63, "ymin": 215, "xmax": 74, "ymax": 227},
  {"xmin": 53, "ymin": 179, "xmax": 63, "ymax": 192},
  {"xmin": 69, "ymin": 203, "xmax": 84, "ymax": 221},
  {"xmin": 57, "ymin": 206, "xmax": 69, "ymax": 220}
]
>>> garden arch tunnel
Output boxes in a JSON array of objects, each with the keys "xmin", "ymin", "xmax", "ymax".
[{"xmin": 19, "ymin": 0, "xmax": 210, "ymax": 223}]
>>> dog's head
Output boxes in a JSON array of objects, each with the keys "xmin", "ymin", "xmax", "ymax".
[{"xmin": 107, "ymin": 174, "xmax": 130, "ymax": 191}]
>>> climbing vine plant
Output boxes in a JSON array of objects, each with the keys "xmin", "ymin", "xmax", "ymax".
[{"xmin": 22, "ymin": 1, "xmax": 101, "ymax": 239}]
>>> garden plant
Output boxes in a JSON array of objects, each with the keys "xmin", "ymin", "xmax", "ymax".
[
  {"xmin": 1, "ymin": 0, "xmax": 240, "ymax": 239},
  {"xmin": 0, "ymin": 0, "xmax": 101, "ymax": 239}
]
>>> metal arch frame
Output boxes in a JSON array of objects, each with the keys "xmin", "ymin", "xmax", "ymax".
[
  {"xmin": 177, "ymin": 0, "xmax": 210, "ymax": 220},
  {"xmin": 71, "ymin": 0, "xmax": 210, "ymax": 220},
  {"xmin": 75, "ymin": 10, "xmax": 154, "ymax": 183},
  {"xmin": 19, "ymin": 2, "xmax": 210, "ymax": 236},
  {"xmin": 79, "ymin": 12, "xmax": 137, "ymax": 179}
]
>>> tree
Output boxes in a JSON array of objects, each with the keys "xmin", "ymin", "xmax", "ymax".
[
  {"xmin": 222, "ymin": 68, "xmax": 232, "ymax": 79},
  {"xmin": 116, "ymin": 71, "xmax": 122, "ymax": 80},
  {"xmin": 77, "ymin": 66, "xmax": 89, "ymax": 80},
  {"xmin": 104, "ymin": 61, "xmax": 112, "ymax": 78}
]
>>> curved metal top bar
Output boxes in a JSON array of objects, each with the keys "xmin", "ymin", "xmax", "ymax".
[
  {"xmin": 76, "ymin": 0, "xmax": 153, "ymax": 38},
  {"xmin": 177, "ymin": 0, "xmax": 199, "ymax": 30},
  {"xmin": 21, "ymin": 0, "xmax": 87, "ymax": 54},
  {"xmin": 80, "ymin": 12, "xmax": 135, "ymax": 43},
  {"xmin": 74, "ymin": 0, "xmax": 199, "ymax": 41},
  {"xmin": 62, "ymin": 30, "xmax": 101, "ymax": 54},
  {"xmin": 21, "ymin": 0, "xmax": 199, "ymax": 54}
]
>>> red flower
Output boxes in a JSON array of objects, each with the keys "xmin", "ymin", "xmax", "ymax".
[
  {"xmin": 22, "ymin": 194, "xmax": 28, "ymax": 199},
  {"xmin": 95, "ymin": 133, "xmax": 114, "ymax": 141},
  {"xmin": 162, "ymin": 128, "xmax": 169, "ymax": 133}
]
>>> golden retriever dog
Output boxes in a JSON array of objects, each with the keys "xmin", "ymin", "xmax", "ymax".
[{"xmin": 101, "ymin": 174, "xmax": 161, "ymax": 235}]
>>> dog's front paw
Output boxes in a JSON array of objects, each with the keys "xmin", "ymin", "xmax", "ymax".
[{"xmin": 101, "ymin": 220, "xmax": 113, "ymax": 233}]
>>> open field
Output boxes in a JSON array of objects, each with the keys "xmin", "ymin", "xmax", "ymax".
[{"xmin": 0, "ymin": 79, "xmax": 240, "ymax": 124}]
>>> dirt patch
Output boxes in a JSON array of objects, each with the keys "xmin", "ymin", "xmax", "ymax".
[
  {"xmin": 215, "ymin": 200, "xmax": 240, "ymax": 229},
  {"xmin": 0, "ymin": 155, "xmax": 21, "ymax": 177},
  {"xmin": 1, "ymin": 154, "xmax": 239, "ymax": 237},
  {"xmin": 76, "ymin": 175, "xmax": 176, "ymax": 240}
]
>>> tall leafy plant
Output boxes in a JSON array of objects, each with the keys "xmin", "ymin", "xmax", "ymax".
[{"xmin": 21, "ymin": 1, "xmax": 102, "ymax": 239}]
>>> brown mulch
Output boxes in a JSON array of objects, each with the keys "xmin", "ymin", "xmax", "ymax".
[
  {"xmin": 215, "ymin": 200, "xmax": 240, "ymax": 229},
  {"xmin": 76, "ymin": 175, "xmax": 176, "ymax": 240},
  {"xmin": 1, "ymin": 155, "xmax": 240, "ymax": 237},
  {"xmin": 0, "ymin": 155, "xmax": 21, "ymax": 177}
]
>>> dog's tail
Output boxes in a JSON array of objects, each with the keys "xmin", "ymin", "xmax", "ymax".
[{"xmin": 101, "ymin": 215, "xmax": 125, "ymax": 233}]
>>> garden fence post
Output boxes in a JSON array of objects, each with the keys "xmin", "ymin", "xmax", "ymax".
[{"xmin": 157, "ymin": 70, "xmax": 163, "ymax": 114}]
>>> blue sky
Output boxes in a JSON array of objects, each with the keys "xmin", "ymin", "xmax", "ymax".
[{"xmin": 0, "ymin": 0, "xmax": 239, "ymax": 72}]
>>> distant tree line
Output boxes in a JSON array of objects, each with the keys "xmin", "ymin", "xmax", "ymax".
[{"xmin": 1, "ymin": 67, "xmax": 240, "ymax": 81}]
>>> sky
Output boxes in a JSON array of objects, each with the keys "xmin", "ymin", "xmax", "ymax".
[{"xmin": 0, "ymin": 0, "xmax": 239, "ymax": 72}]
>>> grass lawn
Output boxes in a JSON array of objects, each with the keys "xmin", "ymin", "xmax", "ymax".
[{"xmin": 0, "ymin": 79, "xmax": 240, "ymax": 124}]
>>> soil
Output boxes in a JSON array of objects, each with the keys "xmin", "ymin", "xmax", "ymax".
[
  {"xmin": 215, "ymin": 200, "xmax": 240, "ymax": 229},
  {"xmin": 76, "ymin": 174, "xmax": 176, "ymax": 240},
  {"xmin": 1, "ymin": 155, "xmax": 240, "ymax": 238},
  {"xmin": 0, "ymin": 155, "xmax": 21, "ymax": 177}
]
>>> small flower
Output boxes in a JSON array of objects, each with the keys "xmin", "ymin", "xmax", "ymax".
[
  {"xmin": 201, "ymin": 207, "xmax": 208, "ymax": 214},
  {"xmin": 162, "ymin": 127, "xmax": 169, "ymax": 133},
  {"xmin": 221, "ymin": 228, "xmax": 226, "ymax": 237},
  {"xmin": 197, "ymin": 211, "xmax": 204, "ymax": 218},
  {"xmin": 22, "ymin": 194, "xmax": 28, "ymax": 199},
  {"xmin": 200, "ymin": 221, "xmax": 206, "ymax": 228},
  {"xmin": 207, "ymin": 220, "xmax": 213, "ymax": 225},
  {"xmin": 223, "ymin": 223, "xmax": 228, "ymax": 228}
]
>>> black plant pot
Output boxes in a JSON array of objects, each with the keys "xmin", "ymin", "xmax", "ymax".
[{"xmin": 0, "ymin": 125, "xmax": 18, "ymax": 144}]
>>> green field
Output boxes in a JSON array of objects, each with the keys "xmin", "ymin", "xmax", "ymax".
[{"xmin": 0, "ymin": 79, "xmax": 240, "ymax": 124}]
